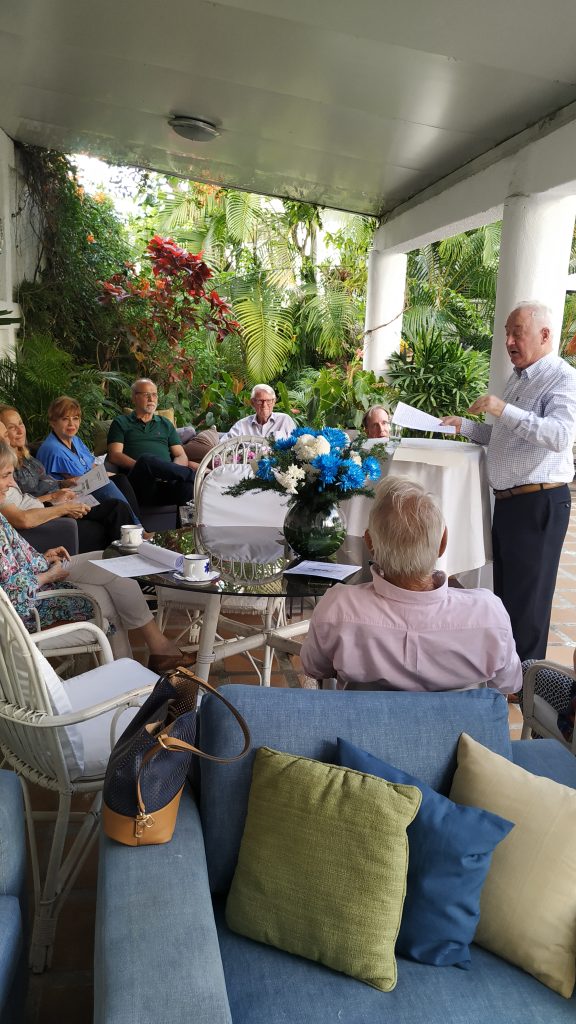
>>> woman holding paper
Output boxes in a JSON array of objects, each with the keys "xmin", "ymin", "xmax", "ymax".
[
  {"xmin": 34, "ymin": 397, "xmax": 141, "ymax": 523},
  {"xmin": 0, "ymin": 440, "xmax": 193, "ymax": 671}
]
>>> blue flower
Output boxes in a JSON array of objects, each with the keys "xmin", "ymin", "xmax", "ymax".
[
  {"xmin": 312, "ymin": 453, "xmax": 340, "ymax": 486},
  {"xmin": 319, "ymin": 427, "xmax": 349, "ymax": 452},
  {"xmin": 336, "ymin": 459, "xmax": 366, "ymax": 492},
  {"xmin": 256, "ymin": 457, "xmax": 276, "ymax": 481},
  {"xmin": 362, "ymin": 456, "xmax": 381, "ymax": 481}
]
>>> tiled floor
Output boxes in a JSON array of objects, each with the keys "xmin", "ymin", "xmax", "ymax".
[{"xmin": 24, "ymin": 499, "xmax": 576, "ymax": 1022}]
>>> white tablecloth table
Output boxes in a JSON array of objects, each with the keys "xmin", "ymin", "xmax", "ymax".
[{"xmin": 341, "ymin": 439, "xmax": 492, "ymax": 577}]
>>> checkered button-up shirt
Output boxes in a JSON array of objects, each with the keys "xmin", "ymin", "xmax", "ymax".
[{"xmin": 461, "ymin": 353, "xmax": 576, "ymax": 490}]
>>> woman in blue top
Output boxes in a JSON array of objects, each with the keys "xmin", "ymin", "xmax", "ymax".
[{"xmin": 31, "ymin": 396, "xmax": 142, "ymax": 524}]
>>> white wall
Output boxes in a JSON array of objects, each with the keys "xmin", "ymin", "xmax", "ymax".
[{"xmin": 0, "ymin": 129, "xmax": 18, "ymax": 357}]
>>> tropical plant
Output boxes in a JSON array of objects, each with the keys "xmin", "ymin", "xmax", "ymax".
[
  {"xmin": 404, "ymin": 225, "xmax": 501, "ymax": 353},
  {"xmin": 285, "ymin": 365, "xmax": 388, "ymax": 429},
  {"xmin": 0, "ymin": 335, "xmax": 128, "ymax": 446},
  {"xmin": 386, "ymin": 331, "xmax": 489, "ymax": 419},
  {"xmin": 14, "ymin": 145, "xmax": 134, "ymax": 366},
  {"xmin": 98, "ymin": 236, "xmax": 240, "ymax": 393}
]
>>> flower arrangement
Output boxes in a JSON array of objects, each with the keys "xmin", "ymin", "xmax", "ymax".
[{"xmin": 226, "ymin": 427, "xmax": 385, "ymax": 512}]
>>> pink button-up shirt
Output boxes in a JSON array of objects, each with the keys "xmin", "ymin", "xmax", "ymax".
[{"xmin": 300, "ymin": 569, "xmax": 521, "ymax": 693}]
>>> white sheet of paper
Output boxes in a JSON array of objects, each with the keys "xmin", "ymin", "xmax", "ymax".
[
  {"xmin": 392, "ymin": 401, "xmax": 456, "ymax": 435},
  {"xmin": 92, "ymin": 542, "xmax": 185, "ymax": 578},
  {"xmin": 73, "ymin": 463, "xmax": 110, "ymax": 496},
  {"xmin": 92, "ymin": 554, "xmax": 174, "ymax": 578},
  {"xmin": 284, "ymin": 560, "xmax": 362, "ymax": 580}
]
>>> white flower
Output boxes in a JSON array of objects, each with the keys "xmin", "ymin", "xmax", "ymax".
[
  {"xmin": 273, "ymin": 464, "xmax": 306, "ymax": 495},
  {"xmin": 294, "ymin": 434, "xmax": 331, "ymax": 461},
  {"xmin": 350, "ymin": 453, "xmax": 362, "ymax": 466}
]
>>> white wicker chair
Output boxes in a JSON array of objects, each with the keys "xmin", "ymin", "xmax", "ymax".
[
  {"xmin": 156, "ymin": 436, "xmax": 291, "ymax": 685},
  {"xmin": 0, "ymin": 587, "xmax": 157, "ymax": 972},
  {"xmin": 521, "ymin": 659, "xmax": 576, "ymax": 754}
]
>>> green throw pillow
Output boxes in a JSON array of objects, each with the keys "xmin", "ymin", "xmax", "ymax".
[{"xmin": 225, "ymin": 746, "xmax": 421, "ymax": 991}]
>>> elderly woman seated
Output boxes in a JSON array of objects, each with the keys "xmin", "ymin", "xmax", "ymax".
[
  {"xmin": 0, "ymin": 440, "xmax": 192, "ymax": 673},
  {"xmin": 33, "ymin": 396, "xmax": 142, "ymax": 521},
  {"xmin": 300, "ymin": 475, "xmax": 522, "ymax": 694},
  {"xmin": 0, "ymin": 406, "xmax": 135, "ymax": 551}
]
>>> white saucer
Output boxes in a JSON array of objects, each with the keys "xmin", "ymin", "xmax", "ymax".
[
  {"xmin": 171, "ymin": 570, "xmax": 221, "ymax": 586},
  {"xmin": 111, "ymin": 539, "xmax": 140, "ymax": 553}
]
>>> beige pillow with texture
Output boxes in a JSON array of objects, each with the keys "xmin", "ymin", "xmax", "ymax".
[{"xmin": 449, "ymin": 733, "xmax": 576, "ymax": 998}]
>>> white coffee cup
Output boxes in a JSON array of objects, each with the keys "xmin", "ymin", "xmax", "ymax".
[
  {"xmin": 182, "ymin": 553, "xmax": 211, "ymax": 581},
  {"xmin": 120, "ymin": 524, "xmax": 143, "ymax": 547}
]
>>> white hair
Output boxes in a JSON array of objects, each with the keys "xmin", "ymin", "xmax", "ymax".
[
  {"xmin": 250, "ymin": 384, "xmax": 276, "ymax": 400},
  {"xmin": 131, "ymin": 378, "xmax": 156, "ymax": 398},
  {"xmin": 511, "ymin": 301, "xmax": 554, "ymax": 331},
  {"xmin": 0, "ymin": 440, "xmax": 16, "ymax": 469},
  {"xmin": 368, "ymin": 476, "xmax": 444, "ymax": 580}
]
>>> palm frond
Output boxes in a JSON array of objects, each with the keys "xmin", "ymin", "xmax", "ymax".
[
  {"xmin": 225, "ymin": 191, "xmax": 260, "ymax": 244},
  {"xmin": 233, "ymin": 284, "xmax": 295, "ymax": 382},
  {"xmin": 300, "ymin": 284, "xmax": 358, "ymax": 358}
]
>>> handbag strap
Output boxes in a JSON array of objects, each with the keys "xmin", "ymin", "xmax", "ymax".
[
  {"xmin": 135, "ymin": 668, "xmax": 251, "ymax": 819},
  {"xmin": 165, "ymin": 666, "xmax": 251, "ymax": 761}
]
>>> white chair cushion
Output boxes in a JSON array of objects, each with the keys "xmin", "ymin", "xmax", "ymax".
[
  {"xmin": 63, "ymin": 659, "xmax": 157, "ymax": 781},
  {"xmin": 32, "ymin": 647, "xmax": 85, "ymax": 778},
  {"xmin": 200, "ymin": 465, "xmax": 289, "ymax": 527},
  {"xmin": 533, "ymin": 694, "xmax": 564, "ymax": 739}
]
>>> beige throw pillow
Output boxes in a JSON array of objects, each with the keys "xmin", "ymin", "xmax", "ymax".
[{"xmin": 449, "ymin": 733, "xmax": 576, "ymax": 998}]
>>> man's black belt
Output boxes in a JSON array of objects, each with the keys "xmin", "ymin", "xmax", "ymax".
[{"xmin": 493, "ymin": 482, "xmax": 566, "ymax": 500}]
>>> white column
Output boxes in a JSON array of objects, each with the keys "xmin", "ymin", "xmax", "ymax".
[
  {"xmin": 363, "ymin": 250, "xmax": 407, "ymax": 377},
  {"xmin": 489, "ymin": 193, "xmax": 576, "ymax": 394}
]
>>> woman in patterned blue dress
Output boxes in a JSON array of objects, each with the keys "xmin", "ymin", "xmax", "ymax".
[{"xmin": 0, "ymin": 439, "xmax": 193, "ymax": 671}]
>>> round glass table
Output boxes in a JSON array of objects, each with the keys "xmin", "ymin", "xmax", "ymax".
[{"xmin": 106, "ymin": 527, "xmax": 370, "ymax": 684}]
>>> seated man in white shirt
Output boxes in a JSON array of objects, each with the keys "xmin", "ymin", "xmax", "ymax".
[
  {"xmin": 220, "ymin": 384, "xmax": 296, "ymax": 440},
  {"xmin": 300, "ymin": 476, "xmax": 522, "ymax": 694}
]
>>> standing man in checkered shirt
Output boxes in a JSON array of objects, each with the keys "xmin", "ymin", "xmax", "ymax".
[{"xmin": 442, "ymin": 300, "xmax": 576, "ymax": 662}]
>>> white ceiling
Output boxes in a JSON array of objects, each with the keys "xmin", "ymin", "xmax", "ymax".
[{"xmin": 3, "ymin": 0, "xmax": 576, "ymax": 216}]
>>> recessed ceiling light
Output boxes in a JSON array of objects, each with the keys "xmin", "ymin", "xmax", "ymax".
[{"xmin": 168, "ymin": 116, "xmax": 220, "ymax": 142}]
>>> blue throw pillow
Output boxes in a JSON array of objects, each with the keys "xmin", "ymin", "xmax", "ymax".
[{"xmin": 336, "ymin": 737, "xmax": 514, "ymax": 969}]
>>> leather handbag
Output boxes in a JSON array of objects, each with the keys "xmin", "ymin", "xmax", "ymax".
[{"xmin": 102, "ymin": 666, "xmax": 250, "ymax": 846}]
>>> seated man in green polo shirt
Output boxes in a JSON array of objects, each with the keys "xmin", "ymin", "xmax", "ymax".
[{"xmin": 107, "ymin": 379, "xmax": 196, "ymax": 506}]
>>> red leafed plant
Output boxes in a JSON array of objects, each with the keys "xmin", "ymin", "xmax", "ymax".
[{"xmin": 99, "ymin": 235, "xmax": 240, "ymax": 389}]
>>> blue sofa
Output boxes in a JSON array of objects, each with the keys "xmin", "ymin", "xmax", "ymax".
[
  {"xmin": 0, "ymin": 771, "xmax": 27, "ymax": 1024},
  {"xmin": 94, "ymin": 688, "xmax": 576, "ymax": 1024}
]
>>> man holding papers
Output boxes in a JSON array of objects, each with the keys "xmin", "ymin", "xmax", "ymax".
[
  {"xmin": 300, "ymin": 477, "xmax": 521, "ymax": 693},
  {"xmin": 442, "ymin": 300, "xmax": 576, "ymax": 661}
]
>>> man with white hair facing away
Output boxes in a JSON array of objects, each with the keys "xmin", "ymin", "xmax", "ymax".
[
  {"xmin": 221, "ymin": 385, "xmax": 297, "ymax": 440},
  {"xmin": 300, "ymin": 476, "xmax": 521, "ymax": 694}
]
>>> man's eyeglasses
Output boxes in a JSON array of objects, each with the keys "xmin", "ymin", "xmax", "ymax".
[
  {"xmin": 135, "ymin": 392, "xmax": 158, "ymax": 397},
  {"xmin": 253, "ymin": 399, "xmax": 274, "ymax": 405}
]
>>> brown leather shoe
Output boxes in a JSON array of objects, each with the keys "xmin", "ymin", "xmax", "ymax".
[{"xmin": 147, "ymin": 651, "xmax": 197, "ymax": 675}]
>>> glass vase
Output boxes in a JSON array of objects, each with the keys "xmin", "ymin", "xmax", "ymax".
[{"xmin": 283, "ymin": 500, "xmax": 347, "ymax": 559}]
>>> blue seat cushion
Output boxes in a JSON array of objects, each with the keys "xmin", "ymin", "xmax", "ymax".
[
  {"xmin": 214, "ymin": 897, "xmax": 575, "ymax": 1024},
  {"xmin": 0, "ymin": 897, "xmax": 23, "ymax": 1017},
  {"xmin": 511, "ymin": 737, "xmax": 576, "ymax": 786},
  {"xmin": 198, "ymin": 688, "xmax": 512, "ymax": 893},
  {"xmin": 336, "ymin": 737, "xmax": 513, "ymax": 969}
]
